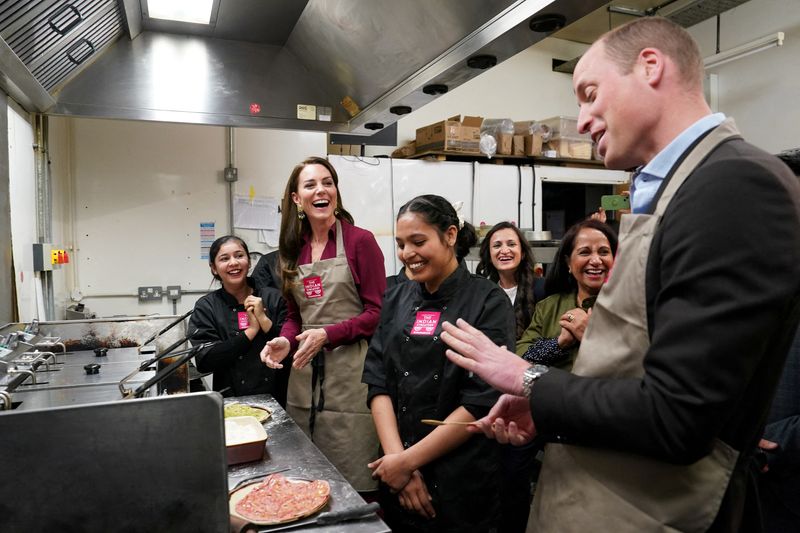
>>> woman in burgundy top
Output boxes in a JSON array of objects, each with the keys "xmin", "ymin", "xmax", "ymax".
[{"xmin": 261, "ymin": 156, "xmax": 385, "ymax": 491}]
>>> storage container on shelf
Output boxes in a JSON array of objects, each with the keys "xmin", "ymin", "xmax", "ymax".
[{"xmin": 538, "ymin": 116, "xmax": 593, "ymax": 160}]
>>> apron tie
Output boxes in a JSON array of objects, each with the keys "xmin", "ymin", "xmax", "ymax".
[{"xmin": 309, "ymin": 351, "xmax": 326, "ymax": 436}]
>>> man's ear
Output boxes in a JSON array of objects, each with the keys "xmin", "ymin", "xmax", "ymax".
[{"xmin": 639, "ymin": 47, "xmax": 665, "ymax": 87}]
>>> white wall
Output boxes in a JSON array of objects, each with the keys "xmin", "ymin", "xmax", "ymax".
[
  {"xmin": 48, "ymin": 117, "xmax": 325, "ymax": 318},
  {"xmin": 48, "ymin": 116, "xmax": 75, "ymax": 320},
  {"xmin": 8, "ymin": 104, "xmax": 38, "ymax": 320},
  {"xmin": 686, "ymin": 0, "xmax": 800, "ymax": 153}
]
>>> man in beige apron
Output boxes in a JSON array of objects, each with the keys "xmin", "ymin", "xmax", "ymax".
[
  {"xmin": 441, "ymin": 17, "xmax": 800, "ymax": 533},
  {"xmin": 286, "ymin": 220, "xmax": 379, "ymax": 491}
]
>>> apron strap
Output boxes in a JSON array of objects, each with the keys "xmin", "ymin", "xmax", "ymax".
[
  {"xmin": 309, "ymin": 351, "xmax": 326, "ymax": 436},
  {"xmin": 654, "ymin": 118, "xmax": 741, "ymax": 218},
  {"xmin": 334, "ymin": 219, "xmax": 345, "ymax": 258}
]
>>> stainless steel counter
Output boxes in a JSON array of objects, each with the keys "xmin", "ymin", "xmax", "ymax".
[
  {"xmin": 10, "ymin": 383, "xmax": 131, "ymax": 410},
  {"xmin": 8, "ymin": 346, "xmax": 154, "ymax": 406},
  {"xmin": 227, "ymin": 395, "xmax": 390, "ymax": 533}
]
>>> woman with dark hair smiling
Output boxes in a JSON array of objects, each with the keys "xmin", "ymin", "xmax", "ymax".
[
  {"xmin": 476, "ymin": 221, "xmax": 538, "ymax": 340},
  {"xmin": 516, "ymin": 219, "xmax": 617, "ymax": 369},
  {"xmin": 189, "ymin": 235, "xmax": 287, "ymax": 402},
  {"xmin": 261, "ymin": 156, "xmax": 385, "ymax": 493},
  {"xmin": 363, "ymin": 194, "xmax": 514, "ymax": 532}
]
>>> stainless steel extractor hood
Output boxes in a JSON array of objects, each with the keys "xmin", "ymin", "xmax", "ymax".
[{"xmin": 0, "ymin": 0, "xmax": 610, "ymax": 134}]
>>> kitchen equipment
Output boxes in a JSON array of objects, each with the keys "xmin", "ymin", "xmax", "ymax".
[
  {"xmin": 255, "ymin": 502, "xmax": 381, "ymax": 532},
  {"xmin": 94, "ymin": 347, "xmax": 108, "ymax": 357},
  {"xmin": 225, "ymin": 416, "xmax": 268, "ymax": 465},
  {"xmin": 84, "ymin": 363, "xmax": 100, "ymax": 375},
  {"xmin": 0, "ymin": 392, "xmax": 229, "ymax": 532},
  {"xmin": 420, "ymin": 419, "xmax": 477, "ymax": 427},
  {"xmin": 229, "ymin": 467, "xmax": 292, "ymax": 493}
]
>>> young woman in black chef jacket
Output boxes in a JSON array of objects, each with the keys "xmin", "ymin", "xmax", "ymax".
[
  {"xmin": 363, "ymin": 195, "xmax": 515, "ymax": 532},
  {"xmin": 189, "ymin": 236, "xmax": 289, "ymax": 404}
]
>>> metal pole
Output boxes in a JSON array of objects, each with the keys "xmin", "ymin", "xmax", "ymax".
[
  {"xmin": 34, "ymin": 114, "xmax": 54, "ymax": 320},
  {"xmin": 225, "ymin": 127, "xmax": 238, "ymax": 235}
]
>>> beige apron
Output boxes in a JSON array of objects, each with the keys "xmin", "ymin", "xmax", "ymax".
[
  {"xmin": 528, "ymin": 120, "xmax": 742, "ymax": 533},
  {"xmin": 286, "ymin": 220, "xmax": 379, "ymax": 491}
]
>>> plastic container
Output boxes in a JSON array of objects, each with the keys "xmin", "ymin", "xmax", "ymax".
[
  {"xmin": 225, "ymin": 416, "xmax": 268, "ymax": 465},
  {"xmin": 538, "ymin": 116, "xmax": 589, "ymax": 141},
  {"xmin": 538, "ymin": 116, "xmax": 593, "ymax": 160},
  {"xmin": 480, "ymin": 118, "xmax": 514, "ymax": 157}
]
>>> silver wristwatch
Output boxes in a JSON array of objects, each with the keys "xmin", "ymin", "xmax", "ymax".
[{"xmin": 521, "ymin": 364, "xmax": 549, "ymax": 398}]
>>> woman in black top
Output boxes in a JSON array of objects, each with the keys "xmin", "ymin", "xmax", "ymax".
[
  {"xmin": 363, "ymin": 195, "xmax": 515, "ymax": 532},
  {"xmin": 190, "ymin": 236, "xmax": 288, "ymax": 403},
  {"xmin": 476, "ymin": 221, "xmax": 538, "ymax": 340}
]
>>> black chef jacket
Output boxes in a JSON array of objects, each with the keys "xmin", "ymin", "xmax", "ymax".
[
  {"xmin": 190, "ymin": 278, "xmax": 288, "ymax": 401},
  {"xmin": 363, "ymin": 264, "xmax": 515, "ymax": 532}
]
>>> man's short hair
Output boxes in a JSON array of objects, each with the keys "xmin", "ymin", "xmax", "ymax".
[{"xmin": 601, "ymin": 17, "xmax": 704, "ymax": 89}]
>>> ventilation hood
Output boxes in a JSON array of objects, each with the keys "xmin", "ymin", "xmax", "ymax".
[{"xmin": 0, "ymin": 0, "xmax": 610, "ymax": 135}]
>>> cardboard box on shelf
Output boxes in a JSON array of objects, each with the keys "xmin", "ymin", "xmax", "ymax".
[
  {"xmin": 545, "ymin": 139, "xmax": 593, "ymax": 160},
  {"xmin": 328, "ymin": 144, "xmax": 362, "ymax": 156},
  {"xmin": 513, "ymin": 135, "xmax": 525, "ymax": 156},
  {"xmin": 391, "ymin": 142, "xmax": 416, "ymax": 158},
  {"xmin": 415, "ymin": 115, "xmax": 483, "ymax": 154},
  {"xmin": 497, "ymin": 133, "xmax": 513, "ymax": 155},
  {"xmin": 524, "ymin": 133, "xmax": 544, "ymax": 156}
]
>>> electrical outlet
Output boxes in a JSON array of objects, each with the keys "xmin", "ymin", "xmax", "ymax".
[
  {"xmin": 166, "ymin": 285, "xmax": 182, "ymax": 301},
  {"xmin": 138, "ymin": 286, "xmax": 163, "ymax": 301}
]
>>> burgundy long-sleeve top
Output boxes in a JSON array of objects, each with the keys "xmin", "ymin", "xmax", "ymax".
[{"xmin": 280, "ymin": 220, "xmax": 386, "ymax": 351}]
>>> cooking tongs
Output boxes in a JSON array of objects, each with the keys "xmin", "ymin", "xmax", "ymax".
[{"xmin": 117, "ymin": 336, "xmax": 214, "ymax": 398}]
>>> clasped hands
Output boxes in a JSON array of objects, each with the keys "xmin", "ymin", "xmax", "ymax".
[
  {"xmin": 259, "ymin": 328, "xmax": 328, "ymax": 369},
  {"xmin": 368, "ymin": 453, "xmax": 435, "ymax": 519},
  {"xmin": 558, "ymin": 307, "xmax": 590, "ymax": 348},
  {"xmin": 243, "ymin": 295, "xmax": 272, "ymax": 337},
  {"xmin": 440, "ymin": 319, "xmax": 538, "ymax": 446}
]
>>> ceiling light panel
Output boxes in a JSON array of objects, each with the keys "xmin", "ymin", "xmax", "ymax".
[{"xmin": 146, "ymin": 0, "xmax": 214, "ymax": 24}]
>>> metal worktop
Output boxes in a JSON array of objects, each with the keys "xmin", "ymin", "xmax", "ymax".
[
  {"xmin": 227, "ymin": 395, "xmax": 389, "ymax": 533},
  {"xmin": 10, "ymin": 382, "xmax": 133, "ymax": 410}
]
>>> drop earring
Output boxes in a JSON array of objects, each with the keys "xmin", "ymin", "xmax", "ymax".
[
  {"xmin": 334, "ymin": 207, "xmax": 340, "ymax": 216},
  {"xmin": 297, "ymin": 208, "xmax": 306, "ymax": 220}
]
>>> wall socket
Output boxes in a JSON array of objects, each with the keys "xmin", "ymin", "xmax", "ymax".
[
  {"xmin": 166, "ymin": 285, "xmax": 182, "ymax": 301},
  {"xmin": 138, "ymin": 286, "xmax": 163, "ymax": 301}
]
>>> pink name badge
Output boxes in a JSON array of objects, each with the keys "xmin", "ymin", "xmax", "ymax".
[
  {"xmin": 237, "ymin": 311, "xmax": 250, "ymax": 330},
  {"xmin": 303, "ymin": 276, "xmax": 324, "ymax": 299},
  {"xmin": 410, "ymin": 311, "xmax": 441, "ymax": 336}
]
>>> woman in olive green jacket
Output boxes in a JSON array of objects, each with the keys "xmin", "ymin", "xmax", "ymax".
[{"xmin": 516, "ymin": 219, "xmax": 617, "ymax": 370}]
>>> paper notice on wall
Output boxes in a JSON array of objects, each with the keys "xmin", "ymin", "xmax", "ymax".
[
  {"xmin": 234, "ymin": 195, "xmax": 279, "ymax": 230},
  {"xmin": 200, "ymin": 222, "xmax": 215, "ymax": 260},
  {"xmin": 258, "ymin": 229, "xmax": 279, "ymax": 247}
]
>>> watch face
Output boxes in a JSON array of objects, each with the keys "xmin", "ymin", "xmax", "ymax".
[{"xmin": 531, "ymin": 364, "xmax": 549, "ymax": 376}]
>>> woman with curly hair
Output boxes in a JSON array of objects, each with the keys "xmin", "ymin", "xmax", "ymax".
[{"xmin": 476, "ymin": 221, "xmax": 538, "ymax": 341}]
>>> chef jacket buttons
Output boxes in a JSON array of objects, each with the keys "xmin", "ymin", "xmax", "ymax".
[
  {"xmin": 442, "ymin": 306, "xmax": 447, "ymax": 310},
  {"xmin": 433, "ymin": 374, "xmax": 439, "ymax": 380},
  {"xmin": 405, "ymin": 337, "xmax": 409, "ymax": 342},
  {"xmin": 433, "ymin": 336, "xmax": 438, "ymax": 341},
  {"xmin": 414, "ymin": 306, "xmax": 419, "ymax": 311},
  {"xmin": 401, "ymin": 406, "xmax": 407, "ymax": 412},
  {"xmin": 241, "ymin": 379, "xmax": 246, "ymax": 385},
  {"xmin": 238, "ymin": 356, "xmax": 243, "ymax": 360},
  {"xmin": 403, "ymin": 371, "xmax": 409, "ymax": 377}
]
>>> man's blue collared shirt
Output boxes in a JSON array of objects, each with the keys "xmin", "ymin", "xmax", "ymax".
[{"xmin": 631, "ymin": 113, "xmax": 726, "ymax": 213}]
